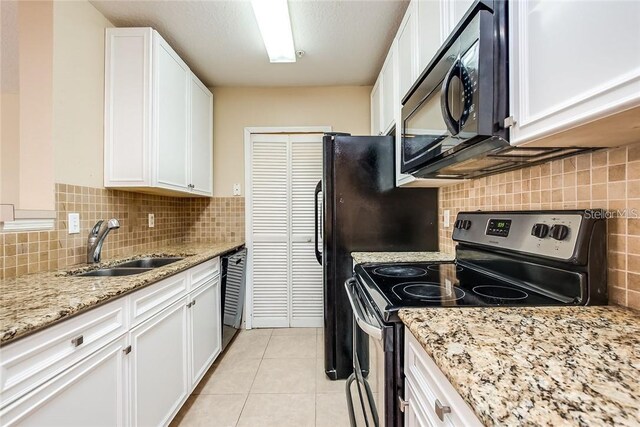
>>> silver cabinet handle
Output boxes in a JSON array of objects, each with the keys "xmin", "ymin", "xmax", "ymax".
[
  {"xmin": 435, "ymin": 399, "xmax": 451, "ymax": 421},
  {"xmin": 123, "ymin": 345, "xmax": 132, "ymax": 355},
  {"xmin": 71, "ymin": 335, "xmax": 84, "ymax": 347},
  {"xmin": 192, "ymin": 299, "xmax": 196, "ymax": 306},
  {"xmin": 344, "ymin": 278, "xmax": 382, "ymax": 340}
]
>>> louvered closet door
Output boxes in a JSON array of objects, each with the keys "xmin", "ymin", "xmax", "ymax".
[
  {"xmin": 250, "ymin": 135, "xmax": 290, "ymax": 327},
  {"xmin": 249, "ymin": 133, "xmax": 323, "ymax": 328},
  {"xmin": 290, "ymin": 135, "xmax": 323, "ymax": 327}
]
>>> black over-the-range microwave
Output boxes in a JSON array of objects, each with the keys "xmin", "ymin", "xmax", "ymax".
[{"xmin": 400, "ymin": 0, "xmax": 589, "ymax": 179}]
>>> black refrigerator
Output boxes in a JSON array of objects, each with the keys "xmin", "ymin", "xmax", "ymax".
[{"xmin": 315, "ymin": 133, "xmax": 439, "ymax": 380}]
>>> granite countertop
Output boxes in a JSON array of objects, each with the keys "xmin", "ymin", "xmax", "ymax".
[
  {"xmin": 351, "ymin": 251, "xmax": 455, "ymax": 264},
  {"xmin": 400, "ymin": 306, "xmax": 640, "ymax": 426},
  {"xmin": 0, "ymin": 241, "xmax": 244, "ymax": 346}
]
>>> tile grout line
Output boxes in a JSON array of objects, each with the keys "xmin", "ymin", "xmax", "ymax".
[{"xmin": 236, "ymin": 328, "xmax": 273, "ymax": 426}]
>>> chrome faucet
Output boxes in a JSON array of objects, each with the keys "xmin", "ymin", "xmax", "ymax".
[{"xmin": 87, "ymin": 219, "xmax": 120, "ymax": 263}]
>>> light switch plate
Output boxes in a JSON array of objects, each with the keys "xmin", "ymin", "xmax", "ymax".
[
  {"xmin": 68, "ymin": 213, "xmax": 80, "ymax": 234},
  {"xmin": 444, "ymin": 210, "xmax": 451, "ymax": 228},
  {"xmin": 233, "ymin": 183, "xmax": 241, "ymax": 196},
  {"xmin": 148, "ymin": 213, "xmax": 155, "ymax": 228}
]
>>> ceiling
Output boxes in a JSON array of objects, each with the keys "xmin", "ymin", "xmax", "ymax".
[{"xmin": 90, "ymin": 0, "xmax": 409, "ymax": 87}]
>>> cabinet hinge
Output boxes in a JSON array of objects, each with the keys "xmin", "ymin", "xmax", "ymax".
[
  {"xmin": 503, "ymin": 116, "xmax": 517, "ymax": 128},
  {"xmin": 123, "ymin": 345, "xmax": 132, "ymax": 355}
]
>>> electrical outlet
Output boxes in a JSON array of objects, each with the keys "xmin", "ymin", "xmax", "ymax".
[
  {"xmin": 233, "ymin": 183, "xmax": 241, "ymax": 196},
  {"xmin": 444, "ymin": 210, "xmax": 451, "ymax": 228},
  {"xmin": 68, "ymin": 213, "xmax": 80, "ymax": 234},
  {"xmin": 148, "ymin": 213, "xmax": 155, "ymax": 228}
]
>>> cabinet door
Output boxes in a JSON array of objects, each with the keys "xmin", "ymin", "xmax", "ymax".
[
  {"xmin": 0, "ymin": 336, "xmax": 128, "ymax": 427},
  {"xmin": 441, "ymin": 0, "xmax": 475, "ymax": 41},
  {"xmin": 371, "ymin": 80, "xmax": 382, "ymax": 136},
  {"xmin": 381, "ymin": 46, "xmax": 396, "ymax": 134},
  {"xmin": 130, "ymin": 298, "xmax": 189, "ymax": 427},
  {"xmin": 417, "ymin": 0, "xmax": 444, "ymax": 73},
  {"xmin": 397, "ymin": 1, "xmax": 418, "ymax": 101},
  {"xmin": 509, "ymin": 0, "xmax": 640, "ymax": 146},
  {"xmin": 154, "ymin": 32, "xmax": 190, "ymax": 192},
  {"xmin": 189, "ymin": 74, "xmax": 213, "ymax": 196},
  {"xmin": 405, "ymin": 381, "xmax": 435, "ymax": 427},
  {"xmin": 104, "ymin": 28, "xmax": 153, "ymax": 187},
  {"xmin": 189, "ymin": 279, "xmax": 221, "ymax": 388}
]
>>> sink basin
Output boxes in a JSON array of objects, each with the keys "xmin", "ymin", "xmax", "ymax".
[
  {"xmin": 76, "ymin": 268, "xmax": 153, "ymax": 277},
  {"xmin": 114, "ymin": 257, "xmax": 184, "ymax": 269}
]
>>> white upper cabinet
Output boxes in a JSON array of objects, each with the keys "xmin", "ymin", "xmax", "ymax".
[
  {"xmin": 370, "ymin": 79, "xmax": 382, "ymax": 136},
  {"xmin": 417, "ymin": 0, "xmax": 444, "ymax": 74},
  {"xmin": 155, "ymin": 35, "xmax": 190, "ymax": 192},
  {"xmin": 190, "ymin": 75, "xmax": 214, "ymax": 196},
  {"xmin": 105, "ymin": 28, "xmax": 213, "ymax": 197},
  {"xmin": 397, "ymin": 1, "xmax": 418, "ymax": 101},
  {"xmin": 381, "ymin": 45, "xmax": 397, "ymax": 135},
  {"xmin": 509, "ymin": 0, "xmax": 640, "ymax": 147},
  {"xmin": 441, "ymin": 0, "xmax": 475, "ymax": 41}
]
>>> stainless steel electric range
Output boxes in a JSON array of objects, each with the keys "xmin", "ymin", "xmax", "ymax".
[{"xmin": 345, "ymin": 210, "xmax": 608, "ymax": 427}]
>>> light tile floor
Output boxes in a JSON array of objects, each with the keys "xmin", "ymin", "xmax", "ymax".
[{"xmin": 170, "ymin": 328, "xmax": 351, "ymax": 427}]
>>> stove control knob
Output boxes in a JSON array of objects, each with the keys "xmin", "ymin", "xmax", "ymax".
[
  {"xmin": 462, "ymin": 220, "xmax": 472, "ymax": 230},
  {"xmin": 549, "ymin": 224, "xmax": 569, "ymax": 241},
  {"xmin": 454, "ymin": 220, "xmax": 463, "ymax": 229},
  {"xmin": 531, "ymin": 223, "xmax": 549, "ymax": 238}
]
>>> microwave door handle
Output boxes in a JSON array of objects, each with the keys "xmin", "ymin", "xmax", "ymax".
[
  {"xmin": 440, "ymin": 59, "xmax": 473, "ymax": 136},
  {"xmin": 441, "ymin": 60, "xmax": 459, "ymax": 135},
  {"xmin": 344, "ymin": 278, "xmax": 383, "ymax": 340},
  {"xmin": 314, "ymin": 180, "xmax": 322, "ymax": 265}
]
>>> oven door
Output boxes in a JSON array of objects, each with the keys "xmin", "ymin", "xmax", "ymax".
[{"xmin": 345, "ymin": 278, "xmax": 391, "ymax": 427}]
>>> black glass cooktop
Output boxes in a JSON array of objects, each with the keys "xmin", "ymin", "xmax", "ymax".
[{"xmin": 355, "ymin": 262, "xmax": 572, "ymax": 321}]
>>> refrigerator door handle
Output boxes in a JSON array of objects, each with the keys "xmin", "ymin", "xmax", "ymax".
[{"xmin": 314, "ymin": 180, "xmax": 322, "ymax": 265}]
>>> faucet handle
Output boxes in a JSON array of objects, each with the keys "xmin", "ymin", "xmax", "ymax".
[{"xmin": 90, "ymin": 220, "xmax": 104, "ymax": 237}]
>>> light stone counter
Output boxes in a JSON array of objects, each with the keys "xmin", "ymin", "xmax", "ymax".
[
  {"xmin": 0, "ymin": 241, "xmax": 244, "ymax": 346},
  {"xmin": 351, "ymin": 251, "xmax": 455, "ymax": 264},
  {"xmin": 400, "ymin": 306, "xmax": 640, "ymax": 426}
]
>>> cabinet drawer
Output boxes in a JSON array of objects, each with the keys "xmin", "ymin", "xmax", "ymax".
[
  {"xmin": 130, "ymin": 272, "xmax": 188, "ymax": 327},
  {"xmin": 404, "ymin": 329, "xmax": 481, "ymax": 427},
  {"xmin": 0, "ymin": 335, "xmax": 128, "ymax": 427},
  {"xmin": 189, "ymin": 257, "xmax": 219, "ymax": 292},
  {"xmin": 0, "ymin": 297, "xmax": 128, "ymax": 408}
]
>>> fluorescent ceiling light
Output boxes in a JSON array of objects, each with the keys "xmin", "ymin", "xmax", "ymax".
[{"xmin": 251, "ymin": 0, "xmax": 296, "ymax": 63}]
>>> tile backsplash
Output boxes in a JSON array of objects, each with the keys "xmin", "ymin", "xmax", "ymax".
[
  {"xmin": 1, "ymin": 184, "xmax": 245, "ymax": 279},
  {"xmin": 439, "ymin": 141, "xmax": 640, "ymax": 310}
]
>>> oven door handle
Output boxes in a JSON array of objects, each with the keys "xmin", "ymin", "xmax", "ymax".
[{"xmin": 344, "ymin": 278, "xmax": 383, "ymax": 341}]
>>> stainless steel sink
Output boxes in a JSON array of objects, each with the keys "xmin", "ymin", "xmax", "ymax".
[
  {"xmin": 113, "ymin": 257, "xmax": 184, "ymax": 269},
  {"xmin": 76, "ymin": 268, "xmax": 153, "ymax": 277}
]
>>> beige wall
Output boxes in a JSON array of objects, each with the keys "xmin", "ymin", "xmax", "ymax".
[
  {"xmin": 211, "ymin": 86, "xmax": 371, "ymax": 196},
  {"xmin": 53, "ymin": 0, "xmax": 113, "ymax": 188},
  {"xmin": 0, "ymin": 1, "xmax": 56, "ymax": 212}
]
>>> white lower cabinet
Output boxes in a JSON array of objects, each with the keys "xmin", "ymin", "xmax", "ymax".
[
  {"xmin": 0, "ymin": 257, "xmax": 222, "ymax": 427},
  {"xmin": 129, "ymin": 297, "xmax": 189, "ymax": 427},
  {"xmin": 404, "ymin": 328, "xmax": 481, "ymax": 427},
  {"xmin": 189, "ymin": 279, "xmax": 221, "ymax": 388},
  {"xmin": 1, "ymin": 335, "xmax": 129, "ymax": 427}
]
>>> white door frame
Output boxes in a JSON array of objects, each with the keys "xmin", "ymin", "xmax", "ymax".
[{"xmin": 244, "ymin": 126, "xmax": 331, "ymax": 329}]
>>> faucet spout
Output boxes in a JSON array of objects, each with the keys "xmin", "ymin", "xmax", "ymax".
[{"xmin": 87, "ymin": 218, "xmax": 120, "ymax": 263}]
